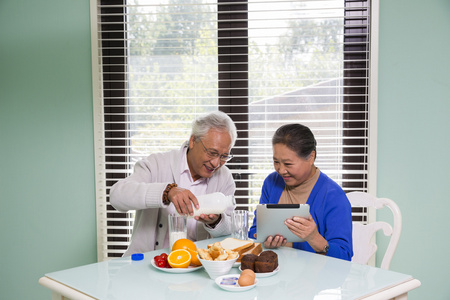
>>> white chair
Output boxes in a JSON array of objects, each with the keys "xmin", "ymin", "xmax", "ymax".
[{"xmin": 347, "ymin": 192, "xmax": 402, "ymax": 270}]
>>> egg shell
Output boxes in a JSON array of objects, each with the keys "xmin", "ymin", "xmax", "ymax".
[
  {"xmin": 238, "ymin": 274, "xmax": 255, "ymax": 287},
  {"xmin": 240, "ymin": 269, "xmax": 256, "ymax": 279}
]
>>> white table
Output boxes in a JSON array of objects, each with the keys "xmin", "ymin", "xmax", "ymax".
[{"xmin": 39, "ymin": 237, "xmax": 421, "ymax": 300}]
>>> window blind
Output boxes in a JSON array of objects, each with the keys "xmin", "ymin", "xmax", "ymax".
[{"xmin": 91, "ymin": 0, "xmax": 377, "ymax": 261}]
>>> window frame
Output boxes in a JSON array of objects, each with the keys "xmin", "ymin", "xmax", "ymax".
[{"xmin": 90, "ymin": 0, "xmax": 379, "ymax": 261}]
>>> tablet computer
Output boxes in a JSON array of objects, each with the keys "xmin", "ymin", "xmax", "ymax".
[{"xmin": 255, "ymin": 204, "xmax": 310, "ymax": 243}]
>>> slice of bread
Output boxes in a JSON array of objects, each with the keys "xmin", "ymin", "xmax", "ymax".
[
  {"xmin": 219, "ymin": 238, "xmax": 254, "ymax": 253},
  {"xmin": 208, "ymin": 238, "xmax": 254, "ymax": 254},
  {"xmin": 237, "ymin": 243, "xmax": 263, "ymax": 262}
]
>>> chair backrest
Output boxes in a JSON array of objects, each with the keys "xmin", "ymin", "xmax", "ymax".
[{"xmin": 347, "ymin": 192, "xmax": 402, "ymax": 270}]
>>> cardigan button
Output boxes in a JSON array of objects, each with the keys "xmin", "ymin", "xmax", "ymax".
[
  {"xmin": 159, "ymin": 223, "xmax": 163, "ymax": 228},
  {"xmin": 155, "ymin": 241, "xmax": 159, "ymax": 246}
]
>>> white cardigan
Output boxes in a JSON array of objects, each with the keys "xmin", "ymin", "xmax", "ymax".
[{"xmin": 110, "ymin": 142, "xmax": 236, "ymax": 256}]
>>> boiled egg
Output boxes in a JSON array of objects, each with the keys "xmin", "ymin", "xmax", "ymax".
[{"xmin": 238, "ymin": 269, "xmax": 255, "ymax": 286}]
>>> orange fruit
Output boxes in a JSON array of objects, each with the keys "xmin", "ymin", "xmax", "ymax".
[
  {"xmin": 167, "ymin": 249, "xmax": 191, "ymax": 268},
  {"xmin": 172, "ymin": 238, "xmax": 202, "ymax": 266},
  {"xmin": 187, "ymin": 250, "xmax": 201, "ymax": 266}
]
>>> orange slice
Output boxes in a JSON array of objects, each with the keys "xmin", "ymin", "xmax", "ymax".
[
  {"xmin": 172, "ymin": 238, "xmax": 202, "ymax": 266},
  {"xmin": 167, "ymin": 249, "xmax": 191, "ymax": 268}
]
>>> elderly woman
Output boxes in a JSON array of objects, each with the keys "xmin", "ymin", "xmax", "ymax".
[{"xmin": 249, "ymin": 124, "xmax": 353, "ymax": 261}]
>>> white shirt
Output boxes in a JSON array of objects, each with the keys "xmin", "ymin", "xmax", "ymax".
[{"xmin": 165, "ymin": 147, "xmax": 209, "ymax": 245}]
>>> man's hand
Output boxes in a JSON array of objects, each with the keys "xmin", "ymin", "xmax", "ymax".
[
  {"xmin": 196, "ymin": 214, "xmax": 221, "ymax": 227},
  {"xmin": 168, "ymin": 187, "xmax": 199, "ymax": 216}
]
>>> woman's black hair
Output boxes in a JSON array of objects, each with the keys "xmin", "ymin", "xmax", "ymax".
[{"xmin": 272, "ymin": 123, "xmax": 317, "ymax": 160}]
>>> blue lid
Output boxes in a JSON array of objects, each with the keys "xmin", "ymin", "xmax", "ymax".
[{"xmin": 131, "ymin": 253, "xmax": 144, "ymax": 261}]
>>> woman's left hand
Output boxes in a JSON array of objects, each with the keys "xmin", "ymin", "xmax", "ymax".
[
  {"xmin": 263, "ymin": 235, "xmax": 287, "ymax": 249},
  {"xmin": 285, "ymin": 214, "xmax": 319, "ymax": 242}
]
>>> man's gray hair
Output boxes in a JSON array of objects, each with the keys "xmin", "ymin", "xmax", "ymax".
[{"xmin": 191, "ymin": 111, "xmax": 237, "ymax": 147}]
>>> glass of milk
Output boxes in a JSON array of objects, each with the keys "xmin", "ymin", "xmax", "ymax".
[{"xmin": 168, "ymin": 214, "xmax": 187, "ymax": 250}]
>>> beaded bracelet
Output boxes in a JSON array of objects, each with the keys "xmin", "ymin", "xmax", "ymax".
[{"xmin": 162, "ymin": 183, "xmax": 177, "ymax": 205}]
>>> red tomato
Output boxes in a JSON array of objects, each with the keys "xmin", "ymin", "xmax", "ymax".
[
  {"xmin": 156, "ymin": 260, "xmax": 166, "ymax": 268},
  {"xmin": 154, "ymin": 255, "xmax": 165, "ymax": 267},
  {"xmin": 154, "ymin": 253, "xmax": 170, "ymax": 268}
]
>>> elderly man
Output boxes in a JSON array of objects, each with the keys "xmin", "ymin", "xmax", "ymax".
[{"xmin": 110, "ymin": 111, "xmax": 237, "ymax": 256}]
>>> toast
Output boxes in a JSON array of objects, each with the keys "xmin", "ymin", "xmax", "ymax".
[
  {"xmin": 220, "ymin": 238, "xmax": 254, "ymax": 253},
  {"xmin": 236, "ymin": 242, "xmax": 262, "ymax": 262},
  {"xmin": 208, "ymin": 238, "xmax": 254, "ymax": 256}
]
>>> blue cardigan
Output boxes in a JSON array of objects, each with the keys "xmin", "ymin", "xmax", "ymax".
[{"xmin": 249, "ymin": 171, "xmax": 353, "ymax": 261}]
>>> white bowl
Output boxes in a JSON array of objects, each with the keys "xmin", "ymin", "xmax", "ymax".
[{"xmin": 197, "ymin": 255, "xmax": 238, "ymax": 279}]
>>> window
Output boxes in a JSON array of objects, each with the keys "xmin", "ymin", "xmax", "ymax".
[{"xmin": 91, "ymin": 0, "xmax": 378, "ymax": 261}]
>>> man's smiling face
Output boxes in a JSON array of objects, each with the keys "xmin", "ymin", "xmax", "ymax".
[{"xmin": 187, "ymin": 129, "xmax": 232, "ymax": 181}]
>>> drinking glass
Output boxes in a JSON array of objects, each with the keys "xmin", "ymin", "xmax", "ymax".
[
  {"xmin": 231, "ymin": 210, "xmax": 249, "ymax": 240},
  {"xmin": 168, "ymin": 214, "xmax": 187, "ymax": 250}
]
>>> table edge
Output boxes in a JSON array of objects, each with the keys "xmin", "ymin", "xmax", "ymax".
[
  {"xmin": 358, "ymin": 278, "xmax": 422, "ymax": 300},
  {"xmin": 39, "ymin": 276, "xmax": 97, "ymax": 300}
]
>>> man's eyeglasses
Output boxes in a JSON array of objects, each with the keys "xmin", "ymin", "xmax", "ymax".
[{"xmin": 199, "ymin": 139, "xmax": 233, "ymax": 162}]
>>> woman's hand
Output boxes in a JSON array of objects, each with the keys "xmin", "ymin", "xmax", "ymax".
[
  {"xmin": 285, "ymin": 214, "xmax": 328, "ymax": 253},
  {"xmin": 263, "ymin": 235, "xmax": 287, "ymax": 249},
  {"xmin": 284, "ymin": 214, "xmax": 319, "ymax": 242}
]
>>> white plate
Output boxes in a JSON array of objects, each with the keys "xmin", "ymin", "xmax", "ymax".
[
  {"xmin": 239, "ymin": 265, "xmax": 280, "ymax": 278},
  {"xmin": 233, "ymin": 261, "xmax": 241, "ymax": 268},
  {"xmin": 215, "ymin": 274, "xmax": 258, "ymax": 292},
  {"xmin": 151, "ymin": 259, "xmax": 203, "ymax": 273}
]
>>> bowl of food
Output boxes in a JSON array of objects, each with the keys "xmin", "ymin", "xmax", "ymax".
[{"xmin": 197, "ymin": 242, "xmax": 238, "ymax": 279}]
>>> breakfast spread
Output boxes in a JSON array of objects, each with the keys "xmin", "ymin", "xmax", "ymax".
[{"xmin": 152, "ymin": 237, "xmax": 279, "ymax": 291}]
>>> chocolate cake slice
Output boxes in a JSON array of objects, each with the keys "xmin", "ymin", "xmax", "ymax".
[{"xmin": 240, "ymin": 253, "xmax": 258, "ymax": 271}]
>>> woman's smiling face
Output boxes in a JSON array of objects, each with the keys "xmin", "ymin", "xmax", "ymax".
[{"xmin": 272, "ymin": 143, "xmax": 315, "ymax": 187}]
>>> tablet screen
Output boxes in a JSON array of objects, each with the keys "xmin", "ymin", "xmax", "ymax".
[{"xmin": 255, "ymin": 204, "xmax": 310, "ymax": 243}]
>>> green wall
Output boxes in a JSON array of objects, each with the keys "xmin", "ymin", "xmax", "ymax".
[
  {"xmin": 0, "ymin": 0, "xmax": 449, "ymax": 299},
  {"xmin": 0, "ymin": 1, "xmax": 97, "ymax": 299},
  {"xmin": 377, "ymin": 0, "xmax": 450, "ymax": 299}
]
